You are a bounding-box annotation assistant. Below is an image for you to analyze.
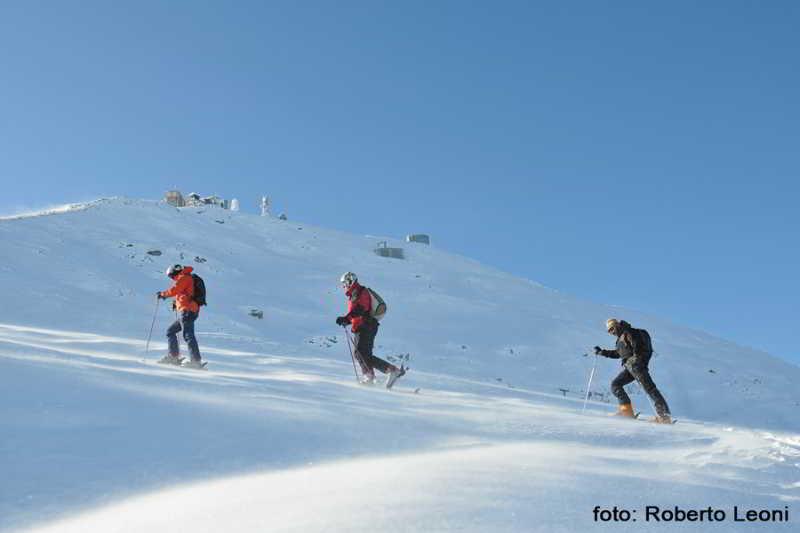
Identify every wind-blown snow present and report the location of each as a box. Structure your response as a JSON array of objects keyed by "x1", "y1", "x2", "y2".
[
  {"x1": 0, "y1": 198, "x2": 798, "y2": 532},
  {"x1": 0, "y1": 200, "x2": 102, "y2": 221}
]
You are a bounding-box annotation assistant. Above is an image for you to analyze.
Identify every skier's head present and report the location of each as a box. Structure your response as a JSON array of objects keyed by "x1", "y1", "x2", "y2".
[
  {"x1": 340, "y1": 271, "x2": 358, "y2": 290},
  {"x1": 166, "y1": 264, "x2": 183, "y2": 279},
  {"x1": 606, "y1": 318, "x2": 621, "y2": 336}
]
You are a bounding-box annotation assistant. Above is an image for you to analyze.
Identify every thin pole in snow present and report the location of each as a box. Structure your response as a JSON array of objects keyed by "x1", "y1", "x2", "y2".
[
  {"x1": 343, "y1": 325, "x2": 360, "y2": 382},
  {"x1": 582, "y1": 354, "x2": 599, "y2": 414},
  {"x1": 145, "y1": 298, "x2": 160, "y2": 359}
]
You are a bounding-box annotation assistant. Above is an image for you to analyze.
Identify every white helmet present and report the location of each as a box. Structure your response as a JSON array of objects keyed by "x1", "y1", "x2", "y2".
[
  {"x1": 340, "y1": 271, "x2": 358, "y2": 289},
  {"x1": 166, "y1": 264, "x2": 183, "y2": 278}
]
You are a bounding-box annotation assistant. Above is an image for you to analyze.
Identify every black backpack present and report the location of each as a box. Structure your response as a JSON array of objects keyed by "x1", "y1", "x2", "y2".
[
  {"x1": 633, "y1": 328, "x2": 653, "y2": 355},
  {"x1": 192, "y1": 274, "x2": 207, "y2": 306}
]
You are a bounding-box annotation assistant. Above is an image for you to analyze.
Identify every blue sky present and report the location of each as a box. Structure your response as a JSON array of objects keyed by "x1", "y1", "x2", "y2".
[{"x1": 1, "y1": 1, "x2": 797, "y2": 364}]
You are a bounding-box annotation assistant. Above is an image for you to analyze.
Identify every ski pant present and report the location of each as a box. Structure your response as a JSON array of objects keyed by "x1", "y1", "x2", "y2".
[
  {"x1": 353, "y1": 318, "x2": 393, "y2": 376},
  {"x1": 611, "y1": 356, "x2": 670, "y2": 417},
  {"x1": 166, "y1": 310, "x2": 201, "y2": 361}
]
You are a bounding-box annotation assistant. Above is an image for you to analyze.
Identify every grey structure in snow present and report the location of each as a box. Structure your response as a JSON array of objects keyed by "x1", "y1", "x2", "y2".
[
  {"x1": 374, "y1": 241, "x2": 405, "y2": 260},
  {"x1": 166, "y1": 191, "x2": 232, "y2": 209},
  {"x1": 406, "y1": 234, "x2": 431, "y2": 245}
]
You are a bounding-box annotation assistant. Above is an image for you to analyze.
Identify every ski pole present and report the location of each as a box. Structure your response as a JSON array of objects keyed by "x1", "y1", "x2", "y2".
[
  {"x1": 145, "y1": 297, "x2": 161, "y2": 358},
  {"x1": 582, "y1": 353, "x2": 599, "y2": 414},
  {"x1": 343, "y1": 325, "x2": 360, "y2": 381}
]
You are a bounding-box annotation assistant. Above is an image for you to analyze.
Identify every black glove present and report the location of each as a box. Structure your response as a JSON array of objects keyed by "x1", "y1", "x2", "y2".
[
  {"x1": 593, "y1": 346, "x2": 602, "y2": 355},
  {"x1": 157, "y1": 292, "x2": 165, "y2": 300},
  {"x1": 336, "y1": 316, "x2": 350, "y2": 326}
]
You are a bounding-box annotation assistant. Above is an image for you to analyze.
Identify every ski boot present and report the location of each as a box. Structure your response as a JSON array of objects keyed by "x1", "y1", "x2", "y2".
[
  {"x1": 611, "y1": 403, "x2": 636, "y2": 418},
  {"x1": 650, "y1": 414, "x2": 673, "y2": 424},
  {"x1": 158, "y1": 354, "x2": 184, "y2": 366},
  {"x1": 385, "y1": 365, "x2": 406, "y2": 389},
  {"x1": 182, "y1": 359, "x2": 207, "y2": 370}
]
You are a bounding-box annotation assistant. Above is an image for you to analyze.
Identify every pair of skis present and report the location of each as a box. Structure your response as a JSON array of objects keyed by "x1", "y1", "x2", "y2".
[
  {"x1": 357, "y1": 369, "x2": 411, "y2": 390},
  {"x1": 157, "y1": 355, "x2": 208, "y2": 370},
  {"x1": 615, "y1": 411, "x2": 677, "y2": 424}
]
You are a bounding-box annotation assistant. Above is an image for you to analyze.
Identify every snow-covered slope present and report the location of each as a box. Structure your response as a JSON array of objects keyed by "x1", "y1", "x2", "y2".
[{"x1": 1, "y1": 198, "x2": 798, "y2": 532}]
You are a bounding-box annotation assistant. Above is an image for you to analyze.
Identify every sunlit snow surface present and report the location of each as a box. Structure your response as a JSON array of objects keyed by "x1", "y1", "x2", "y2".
[{"x1": 1, "y1": 199, "x2": 798, "y2": 532}]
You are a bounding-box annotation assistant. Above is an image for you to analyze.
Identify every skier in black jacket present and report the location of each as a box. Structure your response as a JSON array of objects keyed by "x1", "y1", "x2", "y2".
[{"x1": 594, "y1": 318, "x2": 672, "y2": 423}]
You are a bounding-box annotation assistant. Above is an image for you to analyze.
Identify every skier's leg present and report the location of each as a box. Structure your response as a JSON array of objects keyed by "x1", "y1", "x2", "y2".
[
  {"x1": 357, "y1": 321, "x2": 396, "y2": 374},
  {"x1": 628, "y1": 362, "x2": 671, "y2": 417},
  {"x1": 181, "y1": 311, "x2": 201, "y2": 362},
  {"x1": 166, "y1": 319, "x2": 182, "y2": 356},
  {"x1": 352, "y1": 331, "x2": 373, "y2": 376},
  {"x1": 610, "y1": 368, "x2": 635, "y2": 405},
  {"x1": 367, "y1": 354, "x2": 394, "y2": 374}
]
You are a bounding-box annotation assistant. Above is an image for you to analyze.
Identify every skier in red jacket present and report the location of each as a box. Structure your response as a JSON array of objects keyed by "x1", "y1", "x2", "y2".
[
  {"x1": 336, "y1": 272, "x2": 405, "y2": 386},
  {"x1": 157, "y1": 264, "x2": 203, "y2": 368}
]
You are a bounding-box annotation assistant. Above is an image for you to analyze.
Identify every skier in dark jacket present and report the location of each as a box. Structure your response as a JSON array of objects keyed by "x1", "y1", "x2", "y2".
[
  {"x1": 594, "y1": 318, "x2": 672, "y2": 423},
  {"x1": 157, "y1": 264, "x2": 204, "y2": 368},
  {"x1": 336, "y1": 272, "x2": 404, "y2": 387}
]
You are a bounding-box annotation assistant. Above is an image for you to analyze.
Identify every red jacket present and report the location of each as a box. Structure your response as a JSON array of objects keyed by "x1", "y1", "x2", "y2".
[
  {"x1": 160, "y1": 266, "x2": 200, "y2": 313},
  {"x1": 345, "y1": 283, "x2": 372, "y2": 332}
]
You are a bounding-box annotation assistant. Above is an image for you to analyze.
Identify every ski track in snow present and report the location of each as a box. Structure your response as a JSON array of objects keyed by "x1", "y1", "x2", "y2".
[{"x1": 0, "y1": 199, "x2": 799, "y2": 532}]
